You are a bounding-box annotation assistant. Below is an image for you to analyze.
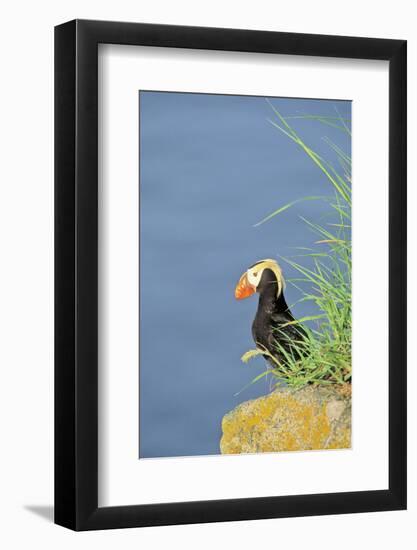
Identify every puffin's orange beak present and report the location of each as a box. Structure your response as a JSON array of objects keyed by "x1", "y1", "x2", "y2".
[{"x1": 235, "y1": 272, "x2": 256, "y2": 300}]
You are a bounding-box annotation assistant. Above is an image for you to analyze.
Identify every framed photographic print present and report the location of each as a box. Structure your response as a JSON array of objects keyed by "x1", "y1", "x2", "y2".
[{"x1": 55, "y1": 20, "x2": 407, "y2": 530}]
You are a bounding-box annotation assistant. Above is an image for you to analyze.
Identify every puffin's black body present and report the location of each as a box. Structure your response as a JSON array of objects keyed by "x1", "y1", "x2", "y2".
[{"x1": 251, "y1": 268, "x2": 305, "y2": 366}]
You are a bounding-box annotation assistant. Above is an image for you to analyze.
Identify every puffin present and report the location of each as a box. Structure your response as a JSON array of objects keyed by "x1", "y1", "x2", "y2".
[{"x1": 234, "y1": 259, "x2": 306, "y2": 367}]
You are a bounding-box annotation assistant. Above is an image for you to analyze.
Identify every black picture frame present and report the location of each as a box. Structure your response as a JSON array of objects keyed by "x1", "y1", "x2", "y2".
[{"x1": 55, "y1": 19, "x2": 407, "y2": 531}]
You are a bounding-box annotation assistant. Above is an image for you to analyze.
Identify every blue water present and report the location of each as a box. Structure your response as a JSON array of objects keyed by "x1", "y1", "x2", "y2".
[{"x1": 139, "y1": 92, "x2": 351, "y2": 458}]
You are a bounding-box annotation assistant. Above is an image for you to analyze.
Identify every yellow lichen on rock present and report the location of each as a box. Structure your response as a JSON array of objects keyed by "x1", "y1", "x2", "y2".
[{"x1": 220, "y1": 385, "x2": 351, "y2": 454}]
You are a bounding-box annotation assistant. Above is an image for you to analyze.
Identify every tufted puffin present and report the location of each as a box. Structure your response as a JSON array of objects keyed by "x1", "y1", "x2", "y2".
[{"x1": 235, "y1": 259, "x2": 306, "y2": 367}]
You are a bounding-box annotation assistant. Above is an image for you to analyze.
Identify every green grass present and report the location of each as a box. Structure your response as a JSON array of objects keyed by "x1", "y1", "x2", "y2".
[{"x1": 242, "y1": 103, "x2": 352, "y2": 390}]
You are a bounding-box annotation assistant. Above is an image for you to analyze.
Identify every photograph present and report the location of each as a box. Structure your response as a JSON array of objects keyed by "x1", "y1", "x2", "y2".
[{"x1": 139, "y1": 91, "x2": 352, "y2": 459}]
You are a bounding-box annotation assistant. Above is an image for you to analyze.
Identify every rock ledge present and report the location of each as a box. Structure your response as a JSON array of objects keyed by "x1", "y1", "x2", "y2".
[{"x1": 220, "y1": 385, "x2": 351, "y2": 454}]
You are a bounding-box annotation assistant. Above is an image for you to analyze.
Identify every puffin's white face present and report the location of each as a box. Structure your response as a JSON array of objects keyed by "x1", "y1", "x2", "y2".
[
  {"x1": 246, "y1": 265, "x2": 265, "y2": 288},
  {"x1": 235, "y1": 259, "x2": 284, "y2": 300}
]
